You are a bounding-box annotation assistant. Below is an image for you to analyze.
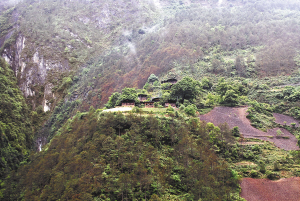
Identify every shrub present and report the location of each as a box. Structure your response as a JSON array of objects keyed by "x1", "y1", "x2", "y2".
[
  {"x1": 273, "y1": 161, "x2": 280, "y2": 171},
  {"x1": 183, "y1": 99, "x2": 191, "y2": 107},
  {"x1": 243, "y1": 151, "x2": 254, "y2": 160},
  {"x1": 184, "y1": 105, "x2": 196, "y2": 116},
  {"x1": 276, "y1": 129, "x2": 283, "y2": 138},
  {"x1": 132, "y1": 107, "x2": 141, "y2": 113},
  {"x1": 251, "y1": 145, "x2": 259, "y2": 152},
  {"x1": 148, "y1": 74, "x2": 159, "y2": 83},
  {"x1": 167, "y1": 105, "x2": 174, "y2": 112},
  {"x1": 266, "y1": 171, "x2": 280, "y2": 180},
  {"x1": 259, "y1": 161, "x2": 266, "y2": 173},
  {"x1": 168, "y1": 112, "x2": 175, "y2": 117},
  {"x1": 175, "y1": 111, "x2": 179, "y2": 118},
  {"x1": 232, "y1": 126, "x2": 240, "y2": 137},
  {"x1": 250, "y1": 170, "x2": 259, "y2": 178}
]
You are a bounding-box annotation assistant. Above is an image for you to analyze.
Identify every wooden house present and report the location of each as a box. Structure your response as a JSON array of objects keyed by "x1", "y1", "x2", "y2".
[
  {"x1": 138, "y1": 94, "x2": 148, "y2": 102},
  {"x1": 161, "y1": 78, "x2": 178, "y2": 84},
  {"x1": 143, "y1": 101, "x2": 154, "y2": 108},
  {"x1": 152, "y1": 97, "x2": 161, "y2": 102},
  {"x1": 165, "y1": 101, "x2": 177, "y2": 108},
  {"x1": 121, "y1": 99, "x2": 135, "y2": 107}
]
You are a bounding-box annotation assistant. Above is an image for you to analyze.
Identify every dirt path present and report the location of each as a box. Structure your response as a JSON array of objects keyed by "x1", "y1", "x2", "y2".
[
  {"x1": 199, "y1": 106, "x2": 299, "y2": 150},
  {"x1": 240, "y1": 177, "x2": 300, "y2": 201}
]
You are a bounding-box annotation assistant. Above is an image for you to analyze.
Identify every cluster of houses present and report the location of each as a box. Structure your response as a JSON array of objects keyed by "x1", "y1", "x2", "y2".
[{"x1": 121, "y1": 78, "x2": 178, "y2": 108}]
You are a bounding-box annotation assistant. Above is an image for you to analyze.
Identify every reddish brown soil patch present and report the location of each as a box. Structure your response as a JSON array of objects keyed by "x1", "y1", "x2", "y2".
[
  {"x1": 240, "y1": 177, "x2": 300, "y2": 201},
  {"x1": 273, "y1": 113, "x2": 299, "y2": 127},
  {"x1": 199, "y1": 107, "x2": 299, "y2": 150}
]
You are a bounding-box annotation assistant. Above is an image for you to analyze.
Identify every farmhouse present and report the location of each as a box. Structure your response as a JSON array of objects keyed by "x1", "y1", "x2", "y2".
[
  {"x1": 143, "y1": 101, "x2": 154, "y2": 108},
  {"x1": 165, "y1": 101, "x2": 176, "y2": 108},
  {"x1": 152, "y1": 97, "x2": 161, "y2": 102},
  {"x1": 138, "y1": 94, "x2": 148, "y2": 102},
  {"x1": 161, "y1": 78, "x2": 177, "y2": 84}
]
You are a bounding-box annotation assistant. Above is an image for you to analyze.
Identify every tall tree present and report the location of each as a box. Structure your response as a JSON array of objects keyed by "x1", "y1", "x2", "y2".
[
  {"x1": 147, "y1": 74, "x2": 159, "y2": 83},
  {"x1": 119, "y1": 88, "x2": 139, "y2": 103},
  {"x1": 171, "y1": 77, "x2": 201, "y2": 103},
  {"x1": 105, "y1": 92, "x2": 121, "y2": 108}
]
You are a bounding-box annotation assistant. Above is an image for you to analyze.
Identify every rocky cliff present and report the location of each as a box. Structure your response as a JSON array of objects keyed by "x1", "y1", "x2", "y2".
[
  {"x1": 0, "y1": 0, "x2": 173, "y2": 111},
  {"x1": 2, "y1": 34, "x2": 71, "y2": 111}
]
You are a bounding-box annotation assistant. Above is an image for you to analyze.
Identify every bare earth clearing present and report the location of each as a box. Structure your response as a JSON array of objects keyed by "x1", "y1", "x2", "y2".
[
  {"x1": 240, "y1": 177, "x2": 300, "y2": 201},
  {"x1": 199, "y1": 107, "x2": 299, "y2": 150},
  {"x1": 102, "y1": 107, "x2": 133, "y2": 112},
  {"x1": 274, "y1": 113, "x2": 299, "y2": 127}
]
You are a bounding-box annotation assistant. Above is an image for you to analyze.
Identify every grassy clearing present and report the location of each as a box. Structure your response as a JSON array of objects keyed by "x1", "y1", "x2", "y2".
[{"x1": 141, "y1": 108, "x2": 168, "y2": 113}]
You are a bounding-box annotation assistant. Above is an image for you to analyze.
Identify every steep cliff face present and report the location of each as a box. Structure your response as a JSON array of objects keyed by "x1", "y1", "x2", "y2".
[
  {"x1": 2, "y1": 34, "x2": 71, "y2": 111},
  {"x1": 0, "y1": 0, "x2": 173, "y2": 112}
]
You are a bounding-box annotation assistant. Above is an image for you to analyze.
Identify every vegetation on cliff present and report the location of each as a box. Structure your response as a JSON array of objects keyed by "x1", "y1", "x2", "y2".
[{"x1": 0, "y1": 58, "x2": 32, "y2": 180}]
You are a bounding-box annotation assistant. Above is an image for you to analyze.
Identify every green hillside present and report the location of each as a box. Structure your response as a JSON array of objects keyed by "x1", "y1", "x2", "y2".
[
  {"x1": 1, "y1": 110, "x2": 240, "y2": 200},
  {"x1": 1, "y1": 0, "x2": 300, "y2": 200},
  {"x1": 0, "y1": 58, "x2": 32, "y2": 180}
]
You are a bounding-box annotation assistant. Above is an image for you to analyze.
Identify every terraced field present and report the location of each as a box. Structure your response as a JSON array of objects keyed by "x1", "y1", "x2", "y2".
[{"x1": 199, "y1": 106, "x2": 299, "y2": 150}]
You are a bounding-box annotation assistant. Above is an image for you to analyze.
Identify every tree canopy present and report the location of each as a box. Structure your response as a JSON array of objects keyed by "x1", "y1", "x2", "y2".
[
  {"x1": 119, "y1": 88, "x2": 139, "y2": 103},
  {"x1": 215, "y1": 78, "x2": 248, "y2": 106},
  {"x1": 105, "y1": 92, "x2": 121, "y2": 109},
  {"x1": 171, "y1": 77, "x2": 201, "y2": 103},
  {"x1": 147, "y1": 74, "x2": 159, "y2": 83},
  {"x1": 1, "y1": 111, "x2": 239, "y2": 200},
  {"x1": 105, "y1": 88, "x2": 139, "y2": 108}
]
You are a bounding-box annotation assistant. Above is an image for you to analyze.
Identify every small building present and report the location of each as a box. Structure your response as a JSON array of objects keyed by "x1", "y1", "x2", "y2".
[
  {"x1": 138, "y1": 94, "x2": 148, "y2": 102},
  {"x1": 143, "y1": 101, "x2": 154, "y2": 108},
  {"x1": 152, "y1": 97, "x2": 161, "y2": 102},
  {"x1": 165, "y1": 101, "x2": 177, "y2": 108},
  {"x1": 121, "y1": 99, "x2": 135, "y2": 107},
  {"x1": 161, "y1": 78, "x2": 178, "y2": 84}
]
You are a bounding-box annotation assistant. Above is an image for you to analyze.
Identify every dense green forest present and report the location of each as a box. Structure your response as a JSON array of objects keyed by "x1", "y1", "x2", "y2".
[
  {"x1": 1, "y1": 0, "x2": 300, "y2": 200},
  {"x1": 0, "y1": 58, "x2": 32, "y2": 180},
  {"x1": 1, "y1": 110, "x2": 241, "y2": 200}
]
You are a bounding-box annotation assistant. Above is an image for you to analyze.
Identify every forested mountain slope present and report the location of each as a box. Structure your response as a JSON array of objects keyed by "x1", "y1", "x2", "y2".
[
  {"x1": 0, "y1": 58, "x2": 32, "y2": 181},
  {"x1": 1, "y1": 0, "x2": 300, "y2": 200},
  {"x1": 2, "y1": 111, "x2": 240, "y2": 200}
]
